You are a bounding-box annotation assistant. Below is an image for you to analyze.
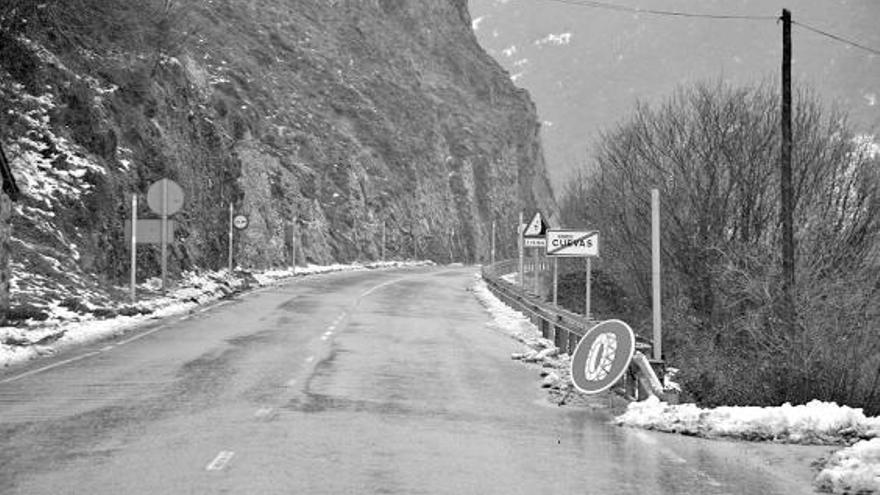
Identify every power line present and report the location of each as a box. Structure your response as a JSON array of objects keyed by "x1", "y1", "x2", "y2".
[
  {"x1": 540, "y1": 0, "x2": 880, "y2": 57},
  {"x1": 792, "y1": 20, "x2": 880, "y2": 57},
  {"x1": 540, "y1": 0, "x2": 776, "y2": 21}
]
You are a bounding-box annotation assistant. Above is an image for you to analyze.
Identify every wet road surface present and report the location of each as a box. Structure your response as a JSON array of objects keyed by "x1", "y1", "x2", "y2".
[{"x1": 0, "y1": 266, "x2": 828, "y2": 494}]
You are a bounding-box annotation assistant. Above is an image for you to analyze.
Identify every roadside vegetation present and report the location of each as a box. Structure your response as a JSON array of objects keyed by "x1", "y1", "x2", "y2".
[{"x1": 558, "y1": 81, "x2": 880, "y2": 415}]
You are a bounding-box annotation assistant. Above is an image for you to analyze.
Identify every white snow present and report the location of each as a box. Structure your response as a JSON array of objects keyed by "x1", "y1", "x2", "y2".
[
  {"x1": 616, "y1": 396, "x2": 878, "y2": 444},
  {"x1": 534, "y1": 32, "x2": 572, "y2": 46},
  {"x1": 816, "y1": 438, "x2": 880, "y2": 494},
  {"x1": 0, "y1": 261, "x2": 433, "y2": 370}
]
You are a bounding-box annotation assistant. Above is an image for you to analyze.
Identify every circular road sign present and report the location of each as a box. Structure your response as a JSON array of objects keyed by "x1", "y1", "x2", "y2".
[
  {"x1": 232, "y1": 214, "x2": 249, "y2": 230},
  {"x1": 570, "y1": 319, "x2": 636, "y2": 394},
  {"x1": 147, "y1": 178, "x2": 184, "y2": 216}
]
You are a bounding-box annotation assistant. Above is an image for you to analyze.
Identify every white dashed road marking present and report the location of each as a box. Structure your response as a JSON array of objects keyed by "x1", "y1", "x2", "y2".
[
  {"x1": 254, "y1": 407, "x2": 274, "y2": 419},
  {"x1": 206, "y1": 451, "x2": 235, "y2": 471}
]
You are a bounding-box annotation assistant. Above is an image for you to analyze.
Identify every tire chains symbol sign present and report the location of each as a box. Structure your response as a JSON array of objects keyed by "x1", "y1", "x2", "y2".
[
  {"x1": 584, "y1": 332, "x2": 618, "y2": 381},
  {"x1": 570, "y1": 319, "x2": 635, "y2": 394}
]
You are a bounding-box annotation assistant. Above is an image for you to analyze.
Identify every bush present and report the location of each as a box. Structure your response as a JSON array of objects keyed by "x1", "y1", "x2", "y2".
[{"x1": 560, "y1": 80, "x2": 880, "y2": 413}]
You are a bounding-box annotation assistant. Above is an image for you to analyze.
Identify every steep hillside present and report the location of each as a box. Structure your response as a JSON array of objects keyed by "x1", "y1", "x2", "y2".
[{"x1": 0, "y1": 0, "x2": 556, "y2": 311}]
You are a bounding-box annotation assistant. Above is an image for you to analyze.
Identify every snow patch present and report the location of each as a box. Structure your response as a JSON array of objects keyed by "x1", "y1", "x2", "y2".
[
  {"x1": 535, "y1": 32, "x2": 572, "y2": 46},
  {"x1": 815, "y1": 438, "x2": 880, "y2": 494},
  {"x1": 616, "y1": 396, "x2": 879, "y2": 445}
]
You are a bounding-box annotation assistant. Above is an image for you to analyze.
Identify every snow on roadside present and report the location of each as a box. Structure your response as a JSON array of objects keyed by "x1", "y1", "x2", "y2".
[
  {"x1": 470, "y1": 274, "x2": 573, "y2": 394},
  {"x1": 615, "y1": 391, "x2": 880, "y2": 494},
  {"x1": 615, "y1": 396, "x2": 878, "y2": 445},
  {"x1": 0, "y1": 260, "x2": 433, "y2": 370},
  {"x1": 815, "y1": 438, "x2": 880, "y2": 494}
]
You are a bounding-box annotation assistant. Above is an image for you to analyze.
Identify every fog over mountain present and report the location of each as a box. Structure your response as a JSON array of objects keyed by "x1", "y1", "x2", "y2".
[{"x1": 469, "y1": 0, "x2": 880, "y2": 189}]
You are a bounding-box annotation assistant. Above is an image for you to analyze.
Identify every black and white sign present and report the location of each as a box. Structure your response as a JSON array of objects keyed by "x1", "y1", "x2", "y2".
[
  {"x1": 233, "y1": 214, "x2": 249, "y2": 230},
  {"x1": 570, "y1": 320, "x2": 635, "y2": 394},
  {"x1": 546, "y1": 230, "x2": 599, "y2": 257}
]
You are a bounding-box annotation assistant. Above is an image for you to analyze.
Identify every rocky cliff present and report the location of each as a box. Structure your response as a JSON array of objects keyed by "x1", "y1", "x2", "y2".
[{"x1": 0, "y1": 0, "x2": 556, "y2": 308}]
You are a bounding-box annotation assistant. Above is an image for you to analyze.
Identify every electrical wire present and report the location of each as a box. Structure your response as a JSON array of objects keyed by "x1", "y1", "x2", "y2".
[
  {"x1": 792, "y1": 20, "x2": 880, "y2": 57},
  {"x1": 539, "y1": 0, "x2": 776, "y2": 21},
  {"x1": 538, "y1": 0, "x2": 880, "y2": 57}
]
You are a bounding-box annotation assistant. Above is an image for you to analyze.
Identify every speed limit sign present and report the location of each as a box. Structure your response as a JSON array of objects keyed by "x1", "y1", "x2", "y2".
[{"x1": 233, "y1": 214, "x2": 249, "y2": 230}]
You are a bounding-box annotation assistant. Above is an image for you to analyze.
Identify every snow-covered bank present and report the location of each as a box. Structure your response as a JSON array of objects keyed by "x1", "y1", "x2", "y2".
[
  {"x1": 471, "y1": 274, "x2": 579, "y2": 397},
  {"x1": 0, "y1": 260, "x2": 433, "y2": 370},
  {"x1": 815, "y1": 438, "x2": 880, "y2": 494},
  {"x1": 615, "y1": 396, "x2": 880, "y2": 444},
  {"x1": 614, "y1": 377, "x2": 880, "y2": 494},
  {"x1": 474, "y1": 272, "x2": 880, "y2": 494}
]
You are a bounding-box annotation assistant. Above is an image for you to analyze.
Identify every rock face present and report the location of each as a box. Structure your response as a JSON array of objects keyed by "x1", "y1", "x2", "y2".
[{"x1": 0, "y1": 0, "x2": 556, "y2": 303}]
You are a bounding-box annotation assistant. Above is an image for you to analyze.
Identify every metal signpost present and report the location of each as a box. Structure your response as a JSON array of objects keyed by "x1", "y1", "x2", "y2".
[
  {"x1": 146, "y1": 178, "x2": 184, "y2": 291},
  {"x1": 522, "y1": 212, "x2": 548, "y2": 295},
  {"x1": 570, "y1": 320, "x2": 636, "y2": 394},
  {"x1": 227, "y1": 204, "x2": 234, "y2": 273},
  {"x1": 517, "y1": 212, "x2": 524, "y2": 290},
  {"x1": 546, "y1": 230, "x2": 599, "y2": 319},
  {"x1": 130, "y1": 195, "x2": 137, "y2": 303},
  {"x1": 229, "y1": 210, "x2": 248, "y2": 272},
  {"x1": 290, "y1": 218, "x2": 297, "y2": 274}
]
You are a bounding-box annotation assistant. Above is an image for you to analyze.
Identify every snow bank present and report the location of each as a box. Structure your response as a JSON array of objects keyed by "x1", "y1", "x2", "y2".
[
  {"x1": 616, "y1": 396, "x2": 878, "y2": 445},
  {"x1": 0, "y1": 261, "x2": 433, "y2": 369},
  {"x1": 471, "y1": 275, "x2": 541, "y2": 342},
  {"x1": 815, "y1": 438, "x2": 880, "y2": 494},
  {"x1": 471, "y1": 275, "x2": 573, "y2": 393}
]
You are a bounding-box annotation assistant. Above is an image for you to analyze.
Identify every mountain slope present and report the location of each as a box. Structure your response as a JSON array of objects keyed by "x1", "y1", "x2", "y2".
[{"x1": 0, "y1": 0, "x2": 556, "y2": 313}]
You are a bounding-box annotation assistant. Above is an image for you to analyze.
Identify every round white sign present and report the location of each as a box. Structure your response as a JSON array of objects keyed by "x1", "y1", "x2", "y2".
[
  {"x1": 146, "y1": 178, "x2": 184, "y2": 216},
  {"x1": 233, "y1": 214, "x2": 249, "y2": 230}
]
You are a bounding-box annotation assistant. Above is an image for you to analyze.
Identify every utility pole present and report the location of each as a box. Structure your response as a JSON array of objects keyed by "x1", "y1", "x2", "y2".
[{"x1": 780, "y1": 8, "x2": 796, "y2": 333}]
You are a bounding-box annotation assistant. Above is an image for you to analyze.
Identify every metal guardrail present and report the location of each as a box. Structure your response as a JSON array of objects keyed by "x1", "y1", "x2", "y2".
[
  {"x1": 481, "y1": 259, "x2": 665, "y2": 401},
  {"x1": 481, "y1": 259, "x2": 653, "y2": 355}
]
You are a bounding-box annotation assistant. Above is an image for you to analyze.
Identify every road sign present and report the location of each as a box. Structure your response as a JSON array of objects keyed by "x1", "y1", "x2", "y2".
[
  {"x1": 524, "y1": 237, "x2": 546, "y2": 248},
  {"x1": 147, "y1": 178, "x2": 184, "y2": 216},
  {"x1": 233, "y1": 214, "x2": 249, "y2": 230},
  {"x1": 570, "y1": 320, "x2": 635, "y2": 394},
  {"x1": 124, "y1": 219, "x2": 176, "y2": 244},
  {"x1": 546, "y1": 230, "x2": 599, "y2": 257},
  {"x1": 523, "y1": 212, "x2": 548, "y2": 237}
]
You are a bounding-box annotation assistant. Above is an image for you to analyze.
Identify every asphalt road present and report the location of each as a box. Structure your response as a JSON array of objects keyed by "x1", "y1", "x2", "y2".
[{"x1": 0, "y1": 265, "x2": 829, "y2": 494}]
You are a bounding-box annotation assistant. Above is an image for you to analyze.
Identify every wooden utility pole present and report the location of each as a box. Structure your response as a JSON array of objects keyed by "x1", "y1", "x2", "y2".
[
  {"x1": 780, "y1": 9, "x2": 796, "y2": 333},
  {"x1": 651, "y1": 189, "x2": 662, "y2": 361}
]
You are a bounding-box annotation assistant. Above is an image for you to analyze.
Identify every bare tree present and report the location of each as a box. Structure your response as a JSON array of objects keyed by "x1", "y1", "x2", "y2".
[{"x1": 562, "y1": 80, "x2": 880, "y2": 412}]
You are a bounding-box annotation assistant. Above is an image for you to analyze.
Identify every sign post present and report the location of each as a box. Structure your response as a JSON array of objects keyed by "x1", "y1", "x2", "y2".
[
  {"x1": 227, "y1": 203, "x2": 234, "y2": 273},
  {"x1": 552, "y1": 257, "x2": 558, "y2": 305},
  {"x1": 523, "y1": 212, "x2": 548, "y2": 295},
  {"x1": 291, "y1": 218, "x2": 297, "y2": 275},
  {"x1": 130, "y1": 194, "x2": 137, "y2": 303},
  {"x1": 381, "y1": 220, "x2": 386, "y2": 262},
  {"x1": 147, "y1": 178, "x2": 184, "y2": 292},
  {"x1": 586, "y1": 258, "x2": 592, "y2": 320},
  {"x1": 230, "y1": 211, "x2": 248, "y2": 272},
  {"x1": 161, "y1": 180, "x2": 167, "y2": 291},
  {"x1": 518, "y1": 212, "x2": 524, "y2": 289},
  {"x1": 545, "y1": 230, "x2": 599, "y2": 319}
]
